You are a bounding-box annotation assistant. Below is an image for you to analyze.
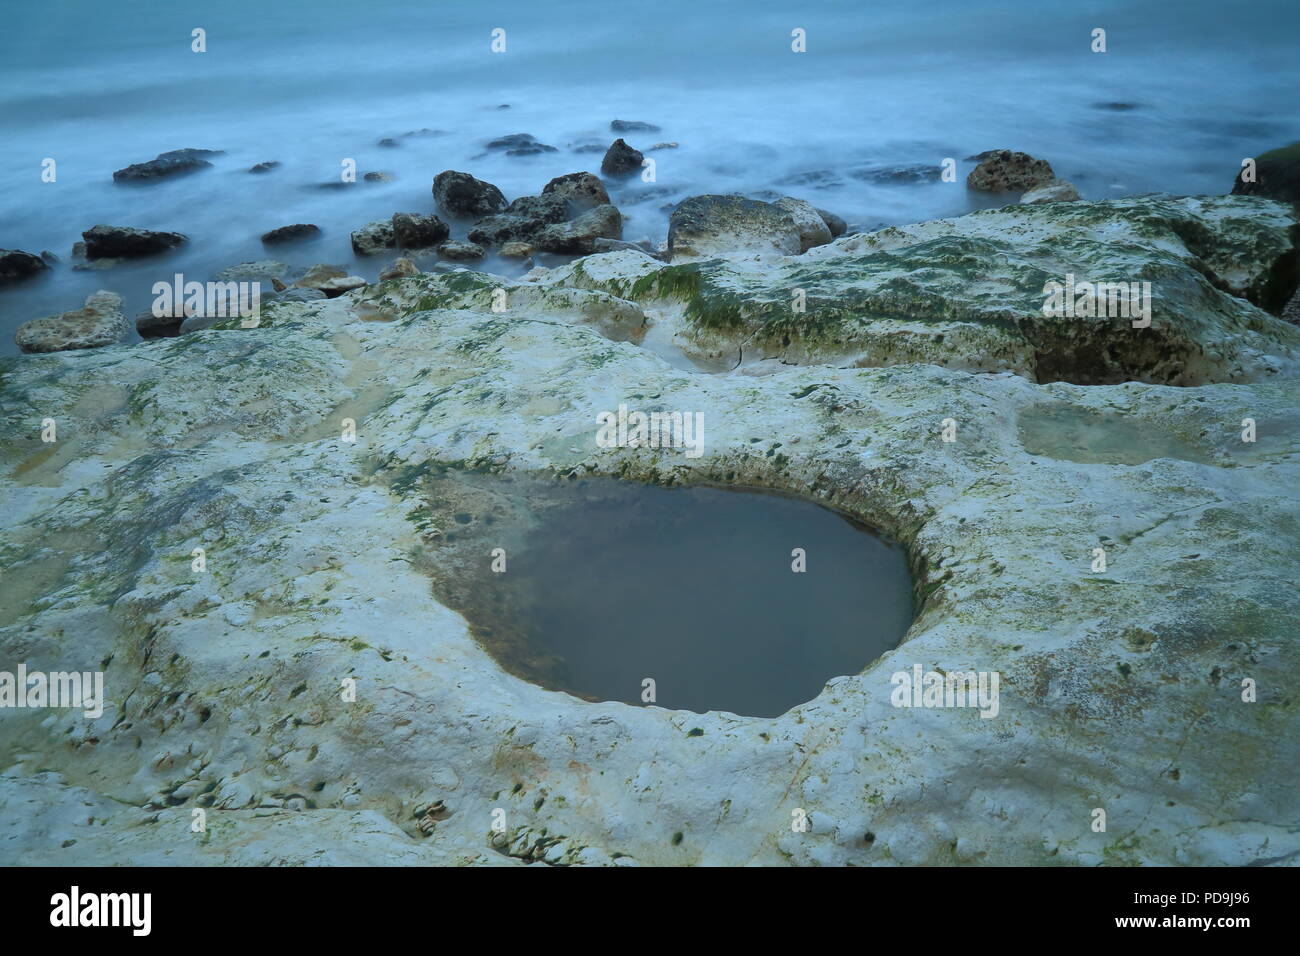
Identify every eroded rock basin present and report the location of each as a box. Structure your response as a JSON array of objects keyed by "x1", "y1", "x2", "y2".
[{"x1": 417, "y1": 473, "x2": 913, "y2": 718}]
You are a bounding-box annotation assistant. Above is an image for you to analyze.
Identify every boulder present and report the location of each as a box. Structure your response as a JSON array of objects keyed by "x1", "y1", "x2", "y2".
[
  {"x1": 816, "y1": 208, "x2": 848, "y2": 237},
  {"x1": 213, "y1": 260, "x2": 287, "y2": 282},
  {"x1": 601, "y1": 139, "x2": 643, "y2": 177},
  {"x1": 363, "y1": 171, "x2": 395, "y2": 183},
  {"x1": 294, "y1": 264, "x2": 349, "y2": 290},
  {"x1": 541, "y1": 172, "x2": 610, "y2": 211},
  {"x1": 82, "y1": 225, "x2": 187, "y2": 260},
  {"x1": 316, "y1": 276, "x2": 368, "y2": 297},
  {"x1": 1020, "y1": 179, "x2": 1081, "y2": 204},
  {"x1": 433, "y1": 171, "x2": 508, "y2": 218},
  {"x1": 611, "y1": 120, "x2": 660, "y2": 133},
  {"x1": 391, "y1": 213, "x2": 450, "y2": 249},
  {"x1": 1232, "y1": 142, "x2": 1300, "y2": 205},
  {"x1": 438, "y1": 240, "x2": 485, "y2": 260},
  {"x1": 486, "y1": 133, "x2": 557, "y2": 155},
  {"x1": 351, "y1": 221, "x2": 396, "y2": 256},
  {"x1": 500, "y1": 242, "x2": 535, "y2": 258},
  {"x1": 0, "y1": 249, "x2": 49, "y2": 286},
  {"x1": 379, "y1": 258, "x2": 419, "y2": 281},
  {"x1": 14, "y1": 291, "x2": 130, "y2": 353},
  {"x1": 261, "y1": 224, "x2": 321, "y2": 245},
  {"x1": 666, "y1": 195, "x2": 802, "y2": 260},
  {"x1": 468, "y1": 197, "x2": 569, "y2": 247},
  {"x1": 534, "y1": 204, "x2": 623, "y2": 254},
  {"x1": 112, "y1": 148, "x2": 222, "y2": 183},
  {"x1": 967, "y1": 149, "x2": 1056, "y2": 192},
  {"x1": 772, "y1": 197, "x2": 834, "y2": 252},
  {"x1": 248, "y1": 161, "x2": 279, "y2": 173},
  {"x1": 848, "y1": 163, "x2": 943, "y2": 185}
]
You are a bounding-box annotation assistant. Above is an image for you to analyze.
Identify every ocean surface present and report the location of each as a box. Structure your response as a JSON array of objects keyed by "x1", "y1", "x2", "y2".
[{"x1": 1, "y1": 0, "x2": 1297, "y2": 353}]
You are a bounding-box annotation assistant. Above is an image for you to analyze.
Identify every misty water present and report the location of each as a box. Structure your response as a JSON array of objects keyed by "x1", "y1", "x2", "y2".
[
  {"x1": 428, "y1": 476, "x2": 913, "y2": 718},
  {"x1": 3, "y1": 0, "x2": 1298, "y2": 353}
]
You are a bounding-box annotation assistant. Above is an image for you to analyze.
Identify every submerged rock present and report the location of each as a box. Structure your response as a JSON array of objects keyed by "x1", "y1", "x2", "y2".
[
  {"x1": 212, "y1": 260, "x2": 288, "y2": 283},
  {"x1": 667, "y1": 194, "x2": 802, "y2": 260},
  {"x1": 391, "y1": 212, "x2": 450, "y2": 249},
  {"x1": 433, "y1": 170, "x2": 508, "y2": 218},
  {"x1": 14, "y1": 290, "x2": 129, "y2": 353},
  {"x1": 351, "y1": 220, "x2": 396, "y2": 256},
  {"x1": 534, "y1": 204, "x2": 623, "y2": 254},
  {"x1": 601, "y1": 138, "x2": 644, "y2": 177},
  {"x1": 1020, "y1": 179, "x2": 1081, "y2": 204},
  {"x1": 0, "y1": 249, "x2": 49, "y2": 286},
  {"x1": 438, "y1": 240, "x2": 485, "y2": 260},
  {"x1": 248, "y1": 161, "x2": 280, "y2": 173},
  {"x1": 542, "y1": 171, "x2": 611, "y2": 211},
  {"x1": 112, "y1": 148, "x2": 222, "y2": 182},
  {"x1": 81, "y1": 224, "x2": 187, "y2": 259},
  {"x1": 611, "y1": 119, "x2": 660, "y2": 133},
  {"x1": 261, "y1": 223, "x2": 321, "y2": 245},
  {"x1": 967, "y1": 149, "x2": 1056, "y2": 192}
]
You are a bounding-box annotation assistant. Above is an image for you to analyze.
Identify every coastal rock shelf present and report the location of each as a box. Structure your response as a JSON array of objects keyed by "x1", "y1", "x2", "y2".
[{"x1": 1, "y1": 194, "x2": 1297, "y2": 866}]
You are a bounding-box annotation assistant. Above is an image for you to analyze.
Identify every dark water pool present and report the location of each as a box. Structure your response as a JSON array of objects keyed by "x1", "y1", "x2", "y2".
[{"x1": 424, "y1": 475, "x2": 913, "y2": 718}]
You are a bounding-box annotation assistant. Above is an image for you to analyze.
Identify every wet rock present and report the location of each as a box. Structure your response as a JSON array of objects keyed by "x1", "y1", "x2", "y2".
[
  {"x1": 82, "y1": 225, "x2": 187, "y2": 260},
  {"x1": 351, "y1": 221, "x2": 396, "y2": 256},
  {"x1": 135, "y1": 309, "x2": 181, "y2": 338},
  {"x1": 1232, "y1": 142, "x2": 1300, "y2": 205},
  {"x1": 379, "y1": 258, "x2": 419, "y2": 280},
  {"x1": 0, "y1": 249, "x2": 49, "y2": 286},
  {"x1": 261, "y1": 224, "x2": 321, "y2": 245},
  {"x1": 500, "y1": 241, "x2": 534, "y2": 258},
  {"x1": 377, "y1": 138, "x2": 399, "y2": 148},
  {"x1": 213, "y1": 260, "x2": 287, "y2": 282},
  {"x1": 363, "y1": 171, "x2": 395, "y2": 183},
  {"x1": 1020, "y1": 179, "x2": 1081, "y2": 204},
  {"x1": 248, "y1": 161, "x2": 279, "y2": 173},
  {"x1": 112, "y1": 148, "x2": 222, "y2": 183},
  {"x1": 534, "y1": 204, "x2": 623, "y2": 254},
  {"x1": 432, "y1": 170, "x2": 508, "y2": 218},
  {"x1": 40, "y1": 251, "x2": 59, "y2": 264},
  {"x1": 649, "y1": 142, "x2": 678, "y2": 151},
  {"x1": 773, "y1": 197, "x2": 833, "y2": 252},
  {"x1": 601, "y1": 139, "x2": 644, "y2": 177},
  {"x1": 438, "y1": 240, "x2": 485, "y2": 260},
  {"x1": 294, "y1": 264, "x2": 349, "y2": 290},
  {"x1": 390, "y1": 213, "x2": 449, "y2": 250},
  {"x1": 667, "y1": 194, "x2": 802, "y2": 261},
  {"x1": 1093, "y1": 101, "x2": 1142, "y2": 110},
  {"x1": 506, "y1": 195, "x2": 569, "y2": 223},
  {"x1": 611, "y1": 120, "x2": 660, "y2": 133},
  {"x1": 592, "y1": 237, "x2": 658, "y2": 256},
  {"x1": 14, "y1": 291, "x2": 130, "y2": 353},
  {"x1": 269, "y1": 286, "x2": 327, "y2": 304},
  {"x1": 541, "y1": 171, "x2": 610, "y2": 211},
  {"x1": 967, "y1": 149, "x2": 1056, "y2": 192},
  {"x1": 848, "y1": 163, "x2": 942, "y2": 185},
  {"x1": 816, "y1": 208, "x2": 848, "y2": 237},
  {"x1": 316, "y1": 276, "x2": 368, "y2": 297},
  {"x1": 486, "y1": 134, "x2": 557, "y2": 156},
  {"x1": 468, "y1": 197, "x2": 568, "y2": 247}
]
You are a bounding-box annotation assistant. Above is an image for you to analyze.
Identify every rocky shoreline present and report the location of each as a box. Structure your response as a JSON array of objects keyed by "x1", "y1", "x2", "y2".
[{"x1": 1, "y1": 137, "x2": 1299, "y2": 865}]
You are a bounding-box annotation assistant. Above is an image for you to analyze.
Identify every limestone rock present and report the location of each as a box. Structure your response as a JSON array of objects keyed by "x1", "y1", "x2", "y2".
[
  {"x1": 432, "y1": 170, "x2": 508, "y2": 218},
  {"x1": 351, "y1": 220, "x2": 396, "y2": 256},
  {"x1": 112, "y1": 148, "x2": 221, "y2": 182},
  {"x1": 391, "y1": 213, "x2": 450, "y2": 250},
  {"x1": 773, "y1": 197, "x2": 834, "y2": 252},
  {"x1": 438, "y1": 240, "x2": 485, "y2": 260},
  {"x1": 0, "y1": 249, "x2": 49, "y2": 286},
  {"x1": 1020, "y1": 179, "x2": 1080, "y2": 204},
  {"x1": 14, "y1": 291, "x2": 130, "y2": 353},
  {"x1": 967, "y1": 149, "x2": 1056, "y2": 192},
  {"x1": 667, "y1": 194, "x2": 802, "y2": 261},
  {"x1": 379, "y1": 257, "x2": 419, "y2": 280},
  {"x1": 542, "y1": 172, "x2": 611, "y2": 211},
  {"x1": 534, "y1": 204, "x2": 622, "y2": 255},
  {"x1": 601, "y1": 139, "x2": 643, "y2": 177}
]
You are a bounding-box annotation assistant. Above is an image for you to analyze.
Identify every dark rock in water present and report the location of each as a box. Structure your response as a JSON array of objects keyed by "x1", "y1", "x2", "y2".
[
  {"x1": 571, "y1": 143, "x2": 607, "y2": 154},
  {"x1": 611, "y1": 120, "x2": 661, "y2": 133},
  {"x1": 486, "y1": 133, "x2": 556, "y2": 155},
  {"x1": 82, "y1": 225, "x2": 187, "y2": 259},
  {"x1": 0, "y1": 249, "x2": 49, "y2": 286},
  {"x1": 534, "y1": 204, "x2": 622, "y2": 254},
  {"x1": 1093, "y1": 101, "x2": 1141, "y2": 111},
  {"x1": 377, "y1": 138, "x2": 399, "y2": 148},
  {"x1": 433, "y1": 170, "x2": 508, "y2": 218},
  {"x1": 468, "y1": 214, "x2": 544, "y2": 246},
  {"x1": 40, "y1": 250, "x2": 59, "y2": 264},
  {"x1": 248, "y1": 161, "x2": 280, "y2": 173},
  {"x1": 848, "y1": 163, "x2": 943, "y2": 185},
  {"x1": 112, "y1": 148, "x2": 222, "y2": 183},
  {"x1": 135, "y1": 309, "x2": 182, "y2": 338},
  {"x1": 506, "y1": 194, "x2": 570, "y2": 223},
  {"x1": 261, "y1": 224, "x2": 321, "y2": 245},
  {"x1": 496, "y1": 104, "x2": 511, "y2": 110},
  {"x1": 391, "y1": 212, "x2": 450, "y2": 249},
  {"x1": 776, "y1": 169, "x2": 844, "y2": 189},
  {"x1": 967, "y1": 150, "x2": 1055, "y2": 192},
  {"x1": 438, "y1": 240, "x2": 486, "y2": 260},
  {"x1": 363, "y1": 171, "x2": 394, "y2": 183},
  {"x1": 213, "y1": 260, "x2": 287, "y2": 283},
  {"x1": 602, "y1": 139, "x2": 644, "y2": 177},
  {"x1": 542, "y1": 171, "x2": 610, "y2": 210},
  {"x1": 816, "y1": 208, "x2": 848, "y2": 237},
  {"x1": 1232, "y1": 142, "x2": 1300, "y2": 205},
  {"x1": 351, "y1": 220, "x2": 397, "y2": 256}
]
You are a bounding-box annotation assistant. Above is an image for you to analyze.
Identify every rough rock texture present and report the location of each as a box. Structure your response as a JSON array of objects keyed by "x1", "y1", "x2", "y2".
[
  {"x1": 967, "y1": 150, "x2": 1056, "y2": 193},
  {"x1": 816, "y1": 208, "x2": 848, "y2": 238},
  {"x1": 261, "y1": 224, "x2": 321, "y2": 245},
  {"x1": 379, "y1": 257, "x2": 419, "y2": 281},
  {"x1": 534, "y1": 204, "x2": 623, "y2": 255},
  {"x1": 601, "y1": 139, "x2": 644, "y2": 177},
  {"x1": 391, "y1": 213, "x2": 450, "y2": 250},
  {"x1": 2, "y1": 194, "x2": 1297, "y2": 868},
  {"x1": 82, "y1": 225, "x2": 187, "y2": 260},
  {"x1": 112, "y1": 148, "x2": 222, "y2": 183},
  {"x1": 0, "y1": 249, "x2": 49, "y2": 286},
  {"x1": 433, "y1": 171, "x2": 508, "y2": 219},
  {"x1": 13, "y1": 291, "x2": 130, "y2": 353},
  {"x1": 773, "y1": 197, "x2": 834, "y2": 252},
  {"x1": 667, "y1": 195, "x2": 803, "y2": 261},
  {"x1": 543, "y1": 172, "x2": 611, "y2": 211},
  {"x1": 468, "y1": 197, "x2": 568, "y2": 247},
  {"x1": 438, "y1": 240, "x2": 485, "y2": 260},
  {"x1": 610, "y1": 195, "x2": 1300, "y2": 382},
  {"x1": 1020, "y1": 180, "x2": 1080, "y2": 204},
  {"x1": 1232, "y1": 142, "x2": 1300, "y2": 205},
  {"x1": 351, "y1": 221, "x2": 396, "y2": 256}
]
